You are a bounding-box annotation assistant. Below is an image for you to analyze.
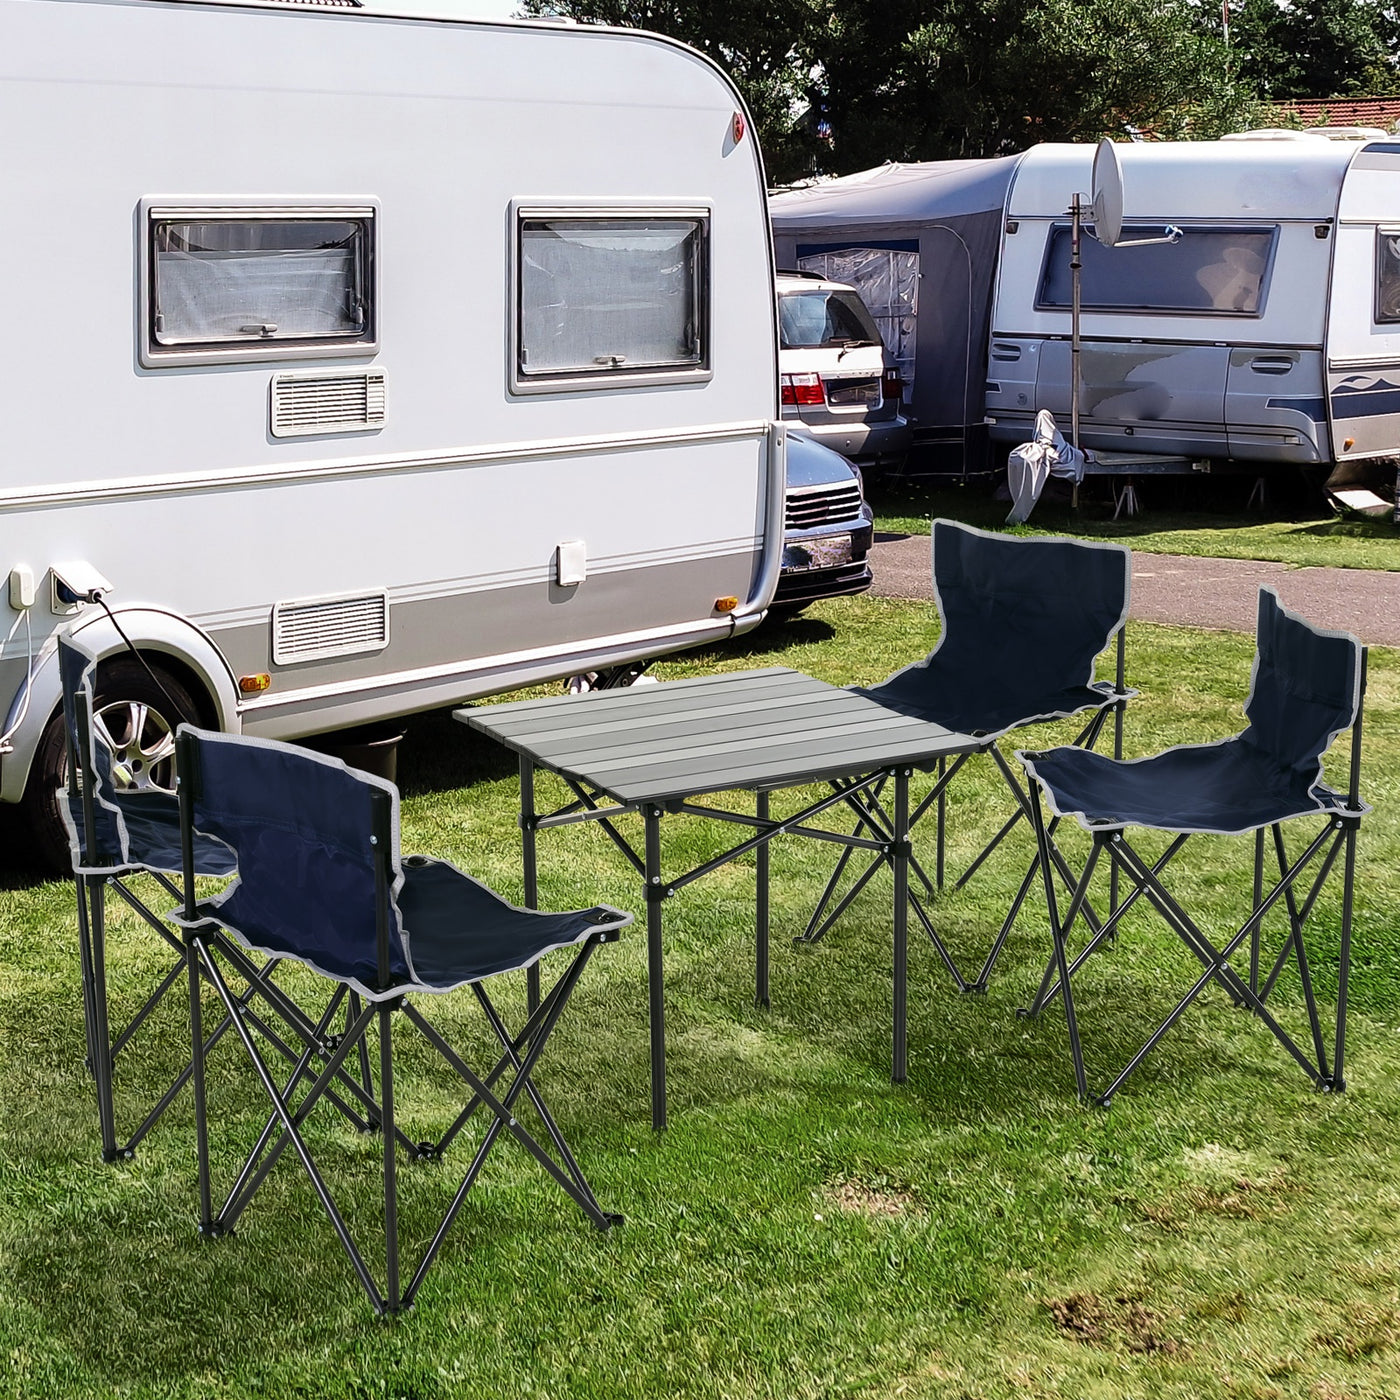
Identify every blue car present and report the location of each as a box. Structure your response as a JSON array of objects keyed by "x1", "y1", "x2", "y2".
[{"x1": 771, "y1": 432, "x2": 875, "y2": 615}]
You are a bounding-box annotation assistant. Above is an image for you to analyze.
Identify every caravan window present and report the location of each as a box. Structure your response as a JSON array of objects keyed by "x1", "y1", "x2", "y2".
[
  {"x1": 1037, "y1": 225, "x2": 1277, "y2": 316},
  {"x1": 145, "y1": 207, "x2": 375, "y2": 362},
  {"x1": 1376, "y1": 229, "x2": 1400, "y2": 323},
  {"x1": 515, "y1": 212, "x2": 709, "y2": 389}
]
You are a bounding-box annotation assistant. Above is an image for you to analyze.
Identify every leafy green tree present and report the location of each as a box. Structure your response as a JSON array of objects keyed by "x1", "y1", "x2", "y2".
[
  {"x1": 820, "y1": 0, "x2": 1262, "y2": 168},
  {"x1": 1222, "y1": 0, "x2": 1400, "y2": 99},
  {"x1": 523, "y1": 0, "x2": 1265, "y2": 176}
]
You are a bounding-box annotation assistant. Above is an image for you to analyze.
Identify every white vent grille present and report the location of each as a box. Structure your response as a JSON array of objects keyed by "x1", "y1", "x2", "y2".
[
  {"x1": 270, "y1": 370, "x2": 386, "y2": 438},
  {"x1": 273, "y1": 591, "x2": 390, "y2": 665}
]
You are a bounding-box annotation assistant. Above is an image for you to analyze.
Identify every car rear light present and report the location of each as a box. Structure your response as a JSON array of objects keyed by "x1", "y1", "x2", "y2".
[
  {"x1": 882, "y1": 367, "x2": 903, "y2": 403},
  {"x1": 780, "y1": 372, "x2": 825, "y2": 406}
]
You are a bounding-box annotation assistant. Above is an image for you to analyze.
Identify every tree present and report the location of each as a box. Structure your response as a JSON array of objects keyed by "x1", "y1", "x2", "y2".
[
  {"x1": 819, "y1": 0, "x2": 1263, "y2": 169},
  {"x1": 1222, "y1": 0, "x2": 1400, "y2": 99},
  {"x1": 523, "y1": 0, "x2": 1266, "y2": 177}
]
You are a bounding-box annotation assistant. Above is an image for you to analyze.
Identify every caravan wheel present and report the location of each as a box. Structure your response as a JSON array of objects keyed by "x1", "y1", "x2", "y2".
[{"x1": 21, "y1": 658, "x2": 199, "y2": 876}]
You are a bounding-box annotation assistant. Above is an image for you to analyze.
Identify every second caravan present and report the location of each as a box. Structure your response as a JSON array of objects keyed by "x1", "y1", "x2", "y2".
[
  {"x1": 772, "y1": 136, "x2": 1400, "y2": 488},
  {"x1": 986, "y1": 137, "x2": 1400, "y2": 478}
]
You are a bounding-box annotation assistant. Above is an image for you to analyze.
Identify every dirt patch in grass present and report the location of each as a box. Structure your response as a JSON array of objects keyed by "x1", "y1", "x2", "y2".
[
  {"x1": 1313, "y1": 1303, "x2": 1400, "y2": 1361},
  {"x1": 824, "y1": 1175, "x2": 920, "y2": 1220},
  {"x1": 1140, "y1": 1169, "x2": 1297, "y2": 1229},
  {"x1": 1046, "y1": 1291, "x2": 1182, "y2": 1355}
]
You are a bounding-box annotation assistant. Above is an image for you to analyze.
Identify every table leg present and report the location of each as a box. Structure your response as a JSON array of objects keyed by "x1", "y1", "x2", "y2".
[
  {"x1": 756, "y1": 789, "x2": 770, "y2": 1009},
  {"x1": 893, "y1": 767, "x2": 910, "y2": 1084},
  {"x1": 645, "y1": 805, "x2": 667, "y2": 1131},
  {"x1": 520, "y1": 755, "x2": 540, "y2": 1015}
]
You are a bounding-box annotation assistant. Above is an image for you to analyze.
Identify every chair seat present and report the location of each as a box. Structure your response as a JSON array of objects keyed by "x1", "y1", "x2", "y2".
[
  {"x1": 398, "y1": 857, "x2": 622, "y2": 990},
  {"x1": 1020, "y1": 736, "x2": 1351, "y2": 836},
  {"x1": 857, "y1": 675, "x2": 1118, "y2": 739}
]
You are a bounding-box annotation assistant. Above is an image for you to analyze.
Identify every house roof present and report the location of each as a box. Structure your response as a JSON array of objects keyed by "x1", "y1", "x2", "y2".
[{"x1": 1274, "y1": 96, "x2": 1400, "y2": 132}]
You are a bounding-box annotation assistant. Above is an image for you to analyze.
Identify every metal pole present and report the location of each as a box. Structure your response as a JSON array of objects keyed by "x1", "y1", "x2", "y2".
[
  {"x1": 755, "y1": 789, "x2": 770, "y2": 1009},
  {"x1": 644, "y1": 805, "x2": 667, "y2": 1131},
  {"x1": 1070, "y1": 192, "x2": 1083, "y2": 454},
  {"x1": 892, "y1": 768, "x2": 911, "y2": 1084},
  {"x1": 521, "y1": 755, "x2": 540, "y2": 1015}
]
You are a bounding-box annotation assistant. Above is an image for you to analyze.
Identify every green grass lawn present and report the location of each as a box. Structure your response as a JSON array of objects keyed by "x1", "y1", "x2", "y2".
[
  {"x1": 870, "y1": 477, "x2": 1400, "y2": 571},
  {"x1": 3, "y1": 596, "x2": 1400, "y2": 1399}
]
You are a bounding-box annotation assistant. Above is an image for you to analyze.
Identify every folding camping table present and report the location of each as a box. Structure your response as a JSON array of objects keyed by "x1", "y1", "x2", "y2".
[{"x1": 457, "y1": 667, "x2": 980, "y2": 1129}]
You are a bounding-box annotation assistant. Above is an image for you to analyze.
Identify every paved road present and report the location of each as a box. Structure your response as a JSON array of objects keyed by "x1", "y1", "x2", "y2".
[{"x1": 869, "y1": 532, "x2": 1400, "y2": 647}]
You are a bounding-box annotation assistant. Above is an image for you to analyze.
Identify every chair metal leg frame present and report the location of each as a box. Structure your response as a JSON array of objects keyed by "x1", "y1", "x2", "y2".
[
  {"x1": 947, "y1": 703, "x2": 1115, "y2": 895},
  {"x1": 1024, "y1": 834, "x2": 1189, "y2": 1018},
  {"x1": 80, "y1": 868, "x2": 379, "y2": 1160},
  {"x1": 206, "y1": 979, "x2": 420, "y2": 1236},
  {"x1": 795, "y1": 770, "x2": 943, "y2": 946},
  {"x1": 797, "y1": 746, "x2": 1109, "y2": 995},
  {"x1": 1025, "y1": 785, "x2": 1356, "y2": 1105},
  {"x1": 197, "y1": 929, "x2": 619, "y2": 1315}
]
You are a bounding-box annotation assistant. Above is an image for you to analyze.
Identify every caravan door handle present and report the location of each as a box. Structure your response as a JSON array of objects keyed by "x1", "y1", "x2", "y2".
[
  {"x1": 990, "y1": 342, "x2": 1022, "y2": 361},
  {"x1": 1249, "y1": 356, "x2": 1296, "y2": 374}
]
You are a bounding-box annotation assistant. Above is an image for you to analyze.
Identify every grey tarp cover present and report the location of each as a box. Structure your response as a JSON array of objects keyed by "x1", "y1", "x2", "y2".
[
  {"x1": 1006, "y1": 410, "x2": 1087, "y2": 524},
  {"x1": 178, "y1": 727, "x2": 628, "y2": 1002},
  {"x1": 1019, "y1": 589, "x2": 1364, "y2": 834},
  {"x1": 770, "y1": 156, "x2": 1020, "y2": 440}
]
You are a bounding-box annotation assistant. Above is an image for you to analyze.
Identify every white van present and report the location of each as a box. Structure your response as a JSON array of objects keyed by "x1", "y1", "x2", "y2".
[{"x1": 0, "y1": 0, "x2": 784, "y2": 867}]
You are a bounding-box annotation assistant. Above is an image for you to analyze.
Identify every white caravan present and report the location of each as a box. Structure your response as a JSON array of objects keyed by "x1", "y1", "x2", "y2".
[
  {"x1": 985, "y1": 137, "x2": 1400, "y2": 481},
  {"x1": 0, "y1": 0, "x2": 784, "y2": 865}
]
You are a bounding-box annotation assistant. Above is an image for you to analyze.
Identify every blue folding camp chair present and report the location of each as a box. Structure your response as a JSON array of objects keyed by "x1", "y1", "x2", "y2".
[
  {"x1": 173, "y1": 727, "x2": 631, "y2": 1315},
  {"x1": 60, "y1": 631, "x2": 381, "y2": 1162},
  {"x1": 1017, "y1": 588, "x2": 1366, "y2": 1105},
  {"x1": 58, "y1": 631, "x2": 239, "y2": 1160},
  {"x1": 798, "y1": 519, "x2": 1133, "y2": 992}
]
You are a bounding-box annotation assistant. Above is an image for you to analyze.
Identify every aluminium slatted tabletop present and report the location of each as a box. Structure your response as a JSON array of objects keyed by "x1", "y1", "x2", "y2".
[{"x1": 458, "y1": 667, "x2": 980, "y2": 1128}]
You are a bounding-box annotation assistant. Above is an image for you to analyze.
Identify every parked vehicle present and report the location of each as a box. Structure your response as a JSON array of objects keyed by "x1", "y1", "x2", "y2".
[
  {"x1": 777, "y1": 272, "x2": 911, "y2": 471},
  {"x1": 0, "y1": 0, "x2": 784, "y2": 869},
  {"x1": 773, "y1": 134, "x2": 1400, "y2": 499},
  {"x1": 771, "y1": 434, "x2": 874, "y2": 615},
  {"x1": 986, "y1": 136, "x2": 1400, "y2": 486}
]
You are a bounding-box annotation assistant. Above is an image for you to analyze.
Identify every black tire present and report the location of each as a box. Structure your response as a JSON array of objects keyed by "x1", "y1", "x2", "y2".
[{"x1": 20, "y1": 657, "x2": 200, "y2": 876}]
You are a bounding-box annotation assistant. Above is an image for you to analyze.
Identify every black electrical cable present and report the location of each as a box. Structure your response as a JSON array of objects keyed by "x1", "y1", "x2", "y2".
[{"x1": 93, "y1": 593, "x2": 200, "y2": 729}]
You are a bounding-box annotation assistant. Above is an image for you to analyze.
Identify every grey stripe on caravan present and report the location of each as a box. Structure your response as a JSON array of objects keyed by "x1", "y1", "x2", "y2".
[
  {"x1": 235, "y1": 614, "x2": 733, "y2": 713},
  {"x1": 0, "y1": 420, "x2": 774, "y2": 512},
  {"x1": 187, "y1": 538, "x2": 761, "y2": 633}
]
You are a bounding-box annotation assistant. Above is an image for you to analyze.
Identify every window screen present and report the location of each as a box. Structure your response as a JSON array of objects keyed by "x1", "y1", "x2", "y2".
[
  {"x1": 1377, "y1": 229, "x2": 1400, "y2": 324},
  {"x1": 796, "y1": 247, "x2": 919, "y2": 388},
  {"x1": 150, "y1": 212, "x2": 374, "y2": 351},
  {"x1": 778, "y1": 289, "x2": 882, "y2": 349},
  {"x1": 518, "y1": 216, "x2": 707, "y2": 379},
  {"x1": 1038, "y1": 225, "x2": 1276, "y2": 316}
]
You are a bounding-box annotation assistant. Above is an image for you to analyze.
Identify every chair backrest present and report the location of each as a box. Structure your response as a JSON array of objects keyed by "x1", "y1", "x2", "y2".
[
  {"x1": 1241, "y1": 588, "x2": 1362, "y2": 782},
  {"x1": 177, "y1": 727, "x2": 409, "y2": 992},
  {"x1": 57, "y1": 631, "x2": 235, "y2": 878},
  {"x1": 864, "y1": 519, "x2": 1130, "y2": 731},
  {"x1": 58, "y1": 631, "x2": 134, "y2": 873}
]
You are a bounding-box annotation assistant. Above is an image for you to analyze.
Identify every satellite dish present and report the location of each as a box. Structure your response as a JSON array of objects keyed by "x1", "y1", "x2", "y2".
[{"x1": 1091, "y1": 137, "x2": 1124, "y2": 247}]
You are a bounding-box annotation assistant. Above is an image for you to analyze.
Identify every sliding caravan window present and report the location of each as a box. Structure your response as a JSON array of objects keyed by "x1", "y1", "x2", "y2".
[
  {"x1": 1376, "y1": 229, "x2": 1400, "y2": 323},
  {"x1": 142, "y1": 204, "x2": 376, "y2": 366},
  {"x1": 513, "y1": 208, "x2": 710, "y2": 392},
  {"x1": 1037, "y1": 225, "x2": 1277, "y2": 317}
]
